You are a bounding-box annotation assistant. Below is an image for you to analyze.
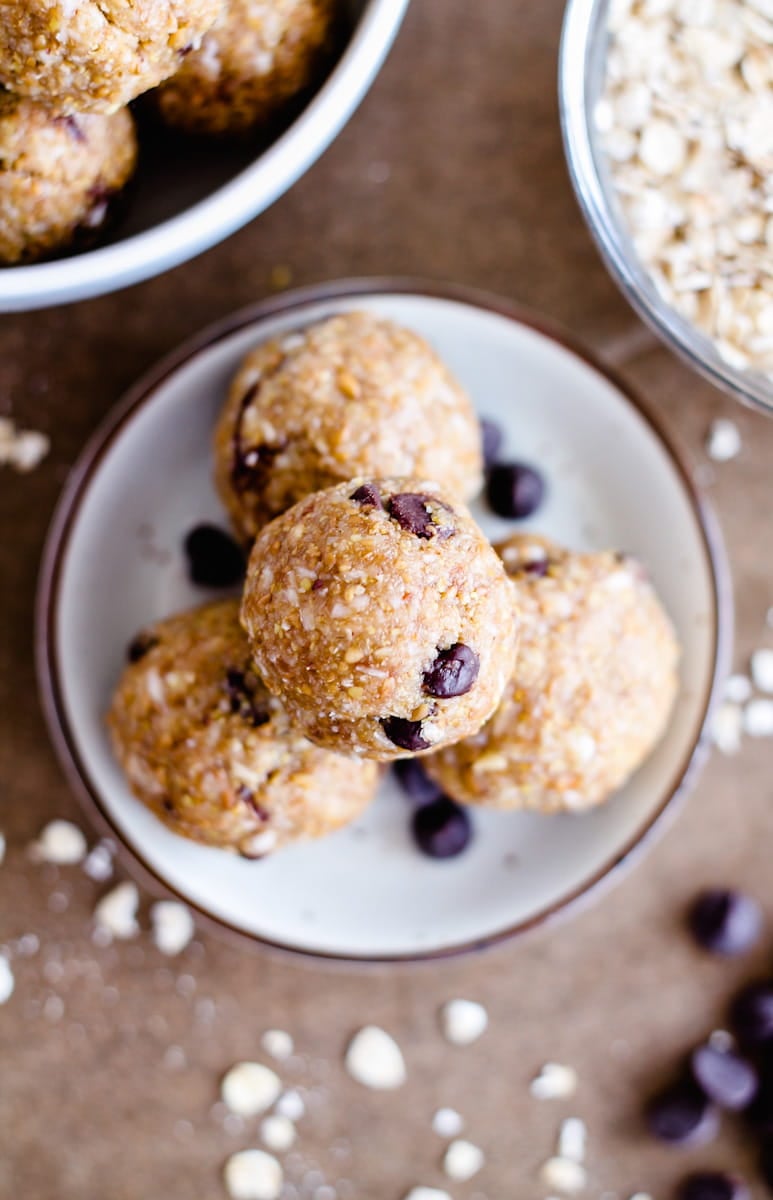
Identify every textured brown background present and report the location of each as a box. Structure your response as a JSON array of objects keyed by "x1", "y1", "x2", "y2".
[{"x1": 3, "y1": 0, "x2": 773, "y2": 1196}]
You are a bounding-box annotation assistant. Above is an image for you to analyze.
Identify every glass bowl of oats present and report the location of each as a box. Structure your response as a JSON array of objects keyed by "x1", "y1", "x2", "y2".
[{"x1": 560, "y1": 0, "x2": 773, "y2": 415}]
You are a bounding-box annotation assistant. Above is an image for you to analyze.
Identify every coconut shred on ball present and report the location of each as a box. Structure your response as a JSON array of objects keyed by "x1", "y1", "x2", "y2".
[
  {"x1": 240, "y1": 478, "x2": 518, "y2": 760},
  {"x1": 107, "y1": 600, "x2": 378, "y2": 857},
  {"x1": 0, "y1": 95, "x2": 138, "y2": 265},
  {"x1": 155, "y1": 0, "x2": 339, "y2": 136},
  {"x1": 425, "y1": 534, "x2": 679, "y2": 812},
  {"x1": 214, "y1": 312, "x2": 484, "y2": 542}
]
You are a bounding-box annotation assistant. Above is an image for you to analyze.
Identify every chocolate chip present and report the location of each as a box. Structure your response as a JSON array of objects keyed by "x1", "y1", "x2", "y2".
[
  {"x1": 162, "y1": 798, "x2": 174, "y2": 814},
  {"x1": 423, "y1": 643, "x2": 480, "y2": 698},
  {"x1": 232, "y1": 441, "x2": 286, "y2": 493},
  {"x1": 127, "y1": 632, "x2": 159, "y2": 663},
  {"x1": 412, "y1": 796, "x2": 473, "y2": 859},
  {"x1": 481, "y1": 418, "x2": 503, "y2": 470},
  {"x1": 393, "y1": 759, "x2": 443, "y2": 807},
  {"x1": 677, "y1": 1172, "x2": 750, "y2": 1200},
  {"x1": 386, "y1": 493, "x2": 453, "y2": 540},
  {"x1": 225, "y1": 669, "x2": 270, "y2": 728},
  {"x1": 486, "y1": 462, "x2": 545, "y2": 519},
  {"x1": 645, "y1": 1079, "x2": 719, "y2": 1145},
  {"x1": 183, "y1": 524, "x2": 245, "y2": 588},
  {"x1": 350, "y1": 483, "x2": 383, "y2": 508},
  {"x1": 237, "y1": 784, "x2": 269, "y2": 822},
  {"x1": 690, "y1": 1043, "x2": 758, "y2": 1111},
  {"x1": 381, "y1": 716, "x2": 431, "y2": 752},
  {"x1": 731, "y1": 981, "x2": 773, "y2": 1048},
  {"x1": 689, "y1": 888, "x2": 762, "y2": 956}
]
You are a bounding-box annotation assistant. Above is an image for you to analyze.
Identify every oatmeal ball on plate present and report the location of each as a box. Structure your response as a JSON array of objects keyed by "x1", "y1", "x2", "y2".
[
  {"x1": 214, "y1": 311, "x2": 484, "y2": 542},
  {"x1": 240, "y1": 478, "x2": 518, "y2": 760},
  {"x1": 155, "y1": 0, "x2": 339, "y2": 136},
  {"x1": 107, "y1": 600, "x2": 378, "y2": 857},
  {"x1": 0, "y1": 0, "x2": 222, "y2": 114},
  {"x1": 0, "y1": 95, "x2": 138, "y2": 265},
  {"x1": 426, "y1": 534, "x2": 680, "y2": 812}
]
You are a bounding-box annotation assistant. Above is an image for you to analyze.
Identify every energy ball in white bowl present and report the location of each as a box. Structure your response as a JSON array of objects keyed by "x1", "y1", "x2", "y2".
[
  {"x1": 0, "y1": 0, "x2": 223, "y2": 114},
  {"x1": 426, "y1": 534, "x2": 680, "y2": 812},
  {"x1": 107, "y1": 600, "x2": 378, "y2": 858},
  {"x1": 214, "y1": 312, "x2": 484, "y2": 542},
  {"x1": 0, "y1": 96, "x2": 138, "y2": 265},
  {"x1": 240, "y1": 478, "x2": 518, "y2": 760},
  {"x1": 155, "y1": 0, "x2": 340, "y2": 136}
]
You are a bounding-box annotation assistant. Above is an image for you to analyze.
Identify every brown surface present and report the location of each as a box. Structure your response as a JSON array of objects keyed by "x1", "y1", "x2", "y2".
[{"x1": 3, "y1": 0, "x2": 773, "y2": 1196}]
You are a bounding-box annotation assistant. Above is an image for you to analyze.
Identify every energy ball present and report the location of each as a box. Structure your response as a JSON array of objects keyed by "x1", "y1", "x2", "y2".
[
  {"x1": 0, "y1": 95, "x2": 138, "y2": 265},
  {"x1": 107, "y1": 600, "x2": 378, "y2": 857},
  {"x1": 240, "y1": 478, "x2": 518, "y2": 760},
  {"x1": 426, "y1": 534, "x2": 680, "y2": 812},
  {"x1": 214, "y1": 312, "x2": 484, "y2": 542},
  {"x1": 0, "y1": 0, "x2": 222, "y2": 114},
  {"x1": 155, "y1": 0, "x2": 339, "y2": 137}
]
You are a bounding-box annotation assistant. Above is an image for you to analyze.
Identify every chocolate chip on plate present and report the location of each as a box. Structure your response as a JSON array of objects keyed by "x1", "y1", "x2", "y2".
[
  {"x1": 184, "y1": 524, "x2": 245, "y2": 588},
  {"x1": 689, "y1": 888, "x2": 762, "y2": 956},
  {"x1": 480, "y1": 417, "x2": 503, "y2": 470},
  {"x1": 486, "y1": 462, "x2": 545, "y2": 519},
  {"x1": 381, "y1": 716, "x2": 431, "y2": 752},
  {"x1": 412, "y1": 796, "x2": 472, "y2": 859},
  {"x1": 393, "y1": 759, "x2": 443, "y2": 807},
  {"x1": 645, "y1": 1079, "x2": 719, "y2": 1145},
  {"x1": 730, "y1": 981, "x2": 773, "y2": 1048},
  {"x1": 127, "y1": 632, "x2": 159, "y2": 663},
  {"x1": 423, "y1": 643, "x2": 480, "y2": 698},
  {"x1": 677, "y1": 1171, "x2": 750, "y2": 1200},
  {"x1": 689, "y1": 1043, "x2": 758, "y2": 1111},
  {"x1": 350, "y1": 482, "x2": 383, "y2": 509}
]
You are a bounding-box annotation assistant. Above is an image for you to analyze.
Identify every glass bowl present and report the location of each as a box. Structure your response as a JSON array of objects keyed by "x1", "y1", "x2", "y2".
[{"x1": 559, "y1": 0, "x2": 773, "y2": 416}]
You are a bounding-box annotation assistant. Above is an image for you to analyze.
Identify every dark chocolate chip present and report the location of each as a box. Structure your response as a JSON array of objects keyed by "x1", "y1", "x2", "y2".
[
  {"x1": 162, "y1": 798, "x2": 174, "y2": 814},
  {"x1": 225, "y1": 669, "x2": 270, "y2": 728},
  {"x1": 689, "y1": 1043, "x2": 758, "y2": 1111},
  {"x1": 423, "y1": 643, "x2": 480, "y2": 698},
  {"x1": 183, "y1": 524, "x2": 246, "y2": 588},
  {"x1": 677, "y1": 1171, "x2": 750, "y2": 1200},
  {"x1": 232, "y1": 441, "x2": 286, "y2": 493},
  {"x1": 127, "y1": 632, "x2": 159, "y2": 663},
  {"x1": 689, "y1": 888, "x2": 762, "y2": 956},
  {"x1": 645, "y1": 1079, "x2": 719, "y2": 1145},
  {"x1": 481, "y1": 417, "x2": 504, "y2": 470},
  {"x1": 311, "y1": 579, "x2": 326, "y2": 592},
  {"x1": 386, "y1": 492, "x2": 453, "y2": 540},
  {"x1": 731, "y1": 981, "x2": 773, "y2": 1047},
  {"x1": 237, "y1": 784, "x2": 269, "y2": 822},
  {"x1": 350, "y1": 482, "x2": 383, "y2": 509},
  {"x1": 412, "y1": 796, "x2": 472, "y2": 859},
  {"x1": 393, "y1": 759, "x2": 443, "y2": 807},
  {"x1": 486, "y1": 462, "x2": 545, "y2": 519},
  {"x1": 381, "y1": 716, "x2": 431, "y2": 752}
]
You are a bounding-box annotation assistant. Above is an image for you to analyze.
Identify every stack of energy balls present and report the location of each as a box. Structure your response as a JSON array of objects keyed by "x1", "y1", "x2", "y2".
[
  {"x1": 108, "y1": 312, "x2": 681, "y2": 861},
  {"x1": 0, "y1": 0, "x2": 339, "y2": 264}
]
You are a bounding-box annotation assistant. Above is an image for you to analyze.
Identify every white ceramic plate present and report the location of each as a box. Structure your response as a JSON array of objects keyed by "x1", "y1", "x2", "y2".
[{"x1": 36, "y1": 281, "x2": 732, "y2": 962}]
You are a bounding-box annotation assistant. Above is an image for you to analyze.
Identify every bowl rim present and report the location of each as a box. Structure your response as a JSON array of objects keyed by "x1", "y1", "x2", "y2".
[
  {"x1": 558, "y1": 0, "x2": 773, "y2": 418},
  {"x1": 0, "y1": 0, "x2": 410, "y2": 313},
  {"x1": 35, "y1": 277, "x2": 733, "y2": 966}
]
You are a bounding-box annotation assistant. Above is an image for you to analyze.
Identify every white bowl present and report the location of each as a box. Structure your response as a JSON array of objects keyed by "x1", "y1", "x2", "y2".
[
  {"x1": 36, "y1": 280, "x2": 731, "y2": 962},
  {"x1": 0, "y1": 1, "x2": 409, "y2": 313}
]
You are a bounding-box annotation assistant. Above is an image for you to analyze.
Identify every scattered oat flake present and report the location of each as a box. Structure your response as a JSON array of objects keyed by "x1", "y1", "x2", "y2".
[
  {"x1": 260, "y1": 1114, "x2": 296, "y2": 1153},
  {"x1": 440, "y1": 998, "x2": 488, "y2": 1046},
  {"x1": 403, "y1": 1190, "x2": 452, "y2": 1200},
  {"x1": 221, "y1": 1062, "x2": 281, "y2": 1117},
  {"x1": 539, "y1": 1156, "x2": 587, "y2": 1194},
  {"x1": 31, "y1": 819, "x2": 87, "y2": 864},
  {"x1": 94, "y1": 881, "x2": 140, "y2": 940},
  {"x1": 744, "y1": 697, "x2": 773, "y2": 737},
  {"x1": 530, "y1": 1063, "x2": 578, "y2": 1100},
  {"x1": 558, "y1": 1117, "x2": 587, "y2": 1164},
  {"x1": 751, "y1": 648, "x2": 773, "y2": 693},
  {"x1": 223, "y1": 1149, "x2": 283, "y2": 1200},
  {"x1": 706, "y1": 419, "x2": 742, "y2": 462},
  {"x1": 150, "y1": 901, "x2": 194, "y2": 956},
  {"x1": 0, "y1": 956, "x2": 14, "y2": 1004},
  {"x1": 261, "y1": 1029, "x2": 294, "y2": 1061},
  {"x1": 724, "y1": 673, "x2": 752, "y2": 704},
  {"x1": 432, "y1": 1107, "x2": 464, "y2": 1138},
  {"x1": 345, "y1": 1026, "x2": 406, "y2": 1090},
  {"x1": 711, "y1": 702, "x2": 743, "y2": 754},
  {"x1": 276, "y1": 1089, "x2": 305, "y2": 1121},
  {"x1": 443, "y1": 1139, "x2": 484, "y2": 1182}
]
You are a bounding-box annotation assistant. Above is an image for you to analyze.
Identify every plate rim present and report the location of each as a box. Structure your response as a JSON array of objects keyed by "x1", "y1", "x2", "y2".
[{"x1": 35, "y1": 277, "x2": 734, "y2": 966}]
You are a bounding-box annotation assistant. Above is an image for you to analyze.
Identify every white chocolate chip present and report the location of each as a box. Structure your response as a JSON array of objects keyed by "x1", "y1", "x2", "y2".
[
  {"x1": 223, "y1": 1149, "x2": 283, "y2": 1200},
  {"x1": 706, "y1": 418, "x2": 742, "y2": 462},
  {"x1": 345, "y1": 1026, "x2": 406, "y2": 1090},
  {"x1": 150, "y1": 901, "x2": 194, "y2": 956},
  {"x1": 82, "y1": 839, "x2": 114, "y2": 882},
  {"x1": 0, "y1": 956, "x2": 14, "y2": 1004},
  {"x1": 275, "y1": 1089, "x2": 304, "y2": 1121},
  {"x1": 751, "y1": 648, "x2": 773, "y2": 693},
  {"x1": 539, "y1": 1156, "x2": 588, "y2": 1194},
  {"x1": 711, "y1": 701, "x2": 743, "y2": 754},
  {"x1": 530, "y1": 1062, "x2": 578, "y2": 1100},
  {"x1": 260, "y1": 1114, "x2": 296, "y2": 1153},
  {"x1": 558, "y1": 1117, "x2": 587, "y2": 1163},
  {"x1": 443, "y1": 1138, "x2": 484, "y2": 1182},
  {"x1": 440, "y1": 999, "x2": 488, "y2": 1046},
  {"x1": 743, "y1": 697, "x2": 773, "y2": 736},
  {"x1": 724, "y1": 673, "x2": 752, "y2": 704},
  {"x1": 261, "y1": 1029, "x2": 294, "y2": 1061},
  {"x1": 403, "y1": 1190, "x2": 452, "y2": 1200},
  {"x1": 432, "y1": 1107, "x2": 464, "y2": 1138},
  {"x1": 221, "y1": 1063, "x2": 281, "y2": 1117},
  {"x1": 94, "y1": 882, "x2": 139, "y2": 941},
  {"x1": 31, "y1": 819, "x2": 87, "y2": 864}
]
